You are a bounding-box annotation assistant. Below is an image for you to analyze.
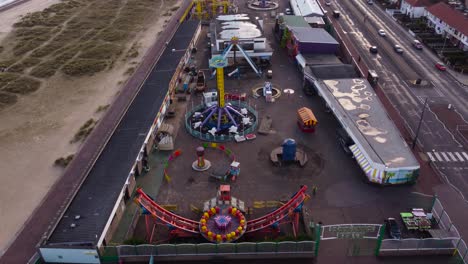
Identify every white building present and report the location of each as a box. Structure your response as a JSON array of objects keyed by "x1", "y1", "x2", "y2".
[
  {"x1": 289, "y1": 0, "x2": 325, "y2": 27},
  {"x1": 425, "y1": 2, "x2": 468, "y2": 51},
  {"x1": 400, "y1": 0, "x2": 431, "y2": 18}
]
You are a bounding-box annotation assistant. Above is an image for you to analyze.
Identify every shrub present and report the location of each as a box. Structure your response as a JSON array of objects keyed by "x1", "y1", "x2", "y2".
[
  {"x1": 0, "y1": 92, "x2": 18, "y2": 107},
  {"x1": 2, "y1": 77, "x2": 41, "y2": 94},
  {"x1": 0, "y1": 72, "x2": 20, "y2": 88},
  {"x1": 62, "y1": 59, "x2": 108, "y2": 76}
]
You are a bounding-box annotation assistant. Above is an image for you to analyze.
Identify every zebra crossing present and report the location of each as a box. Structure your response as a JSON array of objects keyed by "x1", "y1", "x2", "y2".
[{"x1": 427, "y1": 151, "x2": 468, "y2": 163}]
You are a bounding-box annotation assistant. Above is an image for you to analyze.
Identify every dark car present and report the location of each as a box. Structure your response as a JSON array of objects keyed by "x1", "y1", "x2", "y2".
[
  {"x1": 369, "y1": 46, "x2": 378, "y2": 54},
  {"x1": 385, "y1": 218, "x2": 401, "y2": 239}
]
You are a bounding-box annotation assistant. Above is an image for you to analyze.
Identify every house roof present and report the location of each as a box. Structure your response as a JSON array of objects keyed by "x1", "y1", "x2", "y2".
[
  {"x1": 426, "y1": 2, "x2": 468, "y2": 36},
  {"x1": 404, "y1": 0, "x2": 431, "y2": 7}
]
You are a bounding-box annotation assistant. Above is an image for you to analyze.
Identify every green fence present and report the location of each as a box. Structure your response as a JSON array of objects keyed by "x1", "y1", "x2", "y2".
[{"x1": 101, "y1": 241, "x2": 315, "y2": 260}]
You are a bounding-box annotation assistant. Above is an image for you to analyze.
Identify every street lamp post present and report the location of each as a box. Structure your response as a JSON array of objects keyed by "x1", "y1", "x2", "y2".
[{"x1": 412, "y1": 97, "x2": 428, "y2": 149}]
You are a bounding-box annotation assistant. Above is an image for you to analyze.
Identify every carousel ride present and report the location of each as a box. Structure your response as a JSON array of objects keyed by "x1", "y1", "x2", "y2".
[
  {"x1": 247, "y1": 0, "x2": 279, "y2": 10},
  {"x1": 185, "y1": 40, "x2": 258, "y2": 141},
  {"x1": 134, "y1": 185, "x2": 309, "y2": 243}
]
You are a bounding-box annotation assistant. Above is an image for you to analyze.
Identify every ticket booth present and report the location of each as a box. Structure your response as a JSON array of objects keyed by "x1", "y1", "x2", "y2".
[{"x1": 297, "y1": 107, "x2": 318, "y2": 133}]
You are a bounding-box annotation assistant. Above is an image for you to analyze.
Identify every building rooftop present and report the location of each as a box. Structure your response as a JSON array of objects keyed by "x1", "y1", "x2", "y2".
[
  {"x1": 279, "y1": 15, "x2": 310, "y2": 28},
  {"x1": 44, "y1": 20, "x2": 200, "y2": 246},
  {"x1": 289, "y1": 0, "x2": 324, "y2": 17},
  {"x1": 404, "y1": 0, "x2": 432, "y2": 7},
  {"x1": 289, "y1": 27, "x2": 338, "y2": 45},
  {"x1": 426, "y1": 2, "x2": 468, "y2": 36},
  {"x1": 307, "y1": 64, "x2": 358, "y2": 79},
  {"x1": 215, "y1": 14, "x2": 263, "y2": 40},
  {"x1": 319, "y1": 78, "x2": 419, "y2": 169}
]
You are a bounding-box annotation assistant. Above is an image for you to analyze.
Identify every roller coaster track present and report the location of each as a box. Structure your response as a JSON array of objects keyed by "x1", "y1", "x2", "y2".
[
  {"x1": 135, "y1": 188, "x2": 200, "y2": 234},
  {"x1": 135, "y1": 186, "x2": 308, "y2": 235},
  {"x1": 246, "y1": 185, "x2": 308, "y2": 233}
]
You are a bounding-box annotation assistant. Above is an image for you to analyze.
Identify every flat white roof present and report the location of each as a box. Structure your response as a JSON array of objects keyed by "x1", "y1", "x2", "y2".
[
  {"x1": 290, "y1": 0, "x2": 324, "y2": 17},
  {"x1": 319, "y1": 78, "x2": 419, "y2": 169}
]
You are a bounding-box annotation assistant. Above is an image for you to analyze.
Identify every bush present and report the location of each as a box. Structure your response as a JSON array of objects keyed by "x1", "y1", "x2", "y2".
[
  {"x1": 0, "y1": 73, "x2": 20, "y2": 88},
  {"x1": 2, "y1": 77, "x2": 41, "y2": 94},
  {"x1": 0, "y1": 92, "x2": 18, "y2": 108},
  {"x1": 30, "y1": 60, "x2": 60, "y2": 78},
  {"x1": 71, "y1": 118, "x2": 96, "y2": 142},
  {"x1": 54, "y1": 154, "x2": 74, "y2": 167},
  {"x1": 7, "y1": 57, "x2": 42, "y2": 73},
  {"x1": 79, "y1": 43, "x2": 123, "y2": 60},
  {"x1": 62, "y1": 59, "x2": 108, "y2": 76}
]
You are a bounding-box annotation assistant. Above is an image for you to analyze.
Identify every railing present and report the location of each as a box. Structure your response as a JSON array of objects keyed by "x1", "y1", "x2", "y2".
[
  {"x1": 379, "y1": 238, "x2": 458, "y2": 256},
  {"x1": 185, "y1": 101, "x2": 258, "y2": 142},
  {"x1": 100, "y1": 241, "x2": 316, "y2": 261}
]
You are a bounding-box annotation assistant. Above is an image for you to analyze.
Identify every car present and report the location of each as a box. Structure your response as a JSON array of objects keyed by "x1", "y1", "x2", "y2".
[
  {"x1": 285, "y1": 8, "x2": 292, "y2": 15},
  {"x1": 394, "y1": 44, "x2": 403, "y2": 54},
  {"x1": 412, "y1": 40, "x2": 423, "y2": 50},
  {"x1": 378, "y1": 29, "x2": 386, "y2": 37},
  {"x1": 325, "y1": 0, "x2": 331, "y2": 6},
  {"x1": 367, "y1": 0, "x2": 374, "y2": 4},
  {"x1": 385, "y1": 218, "x2": 401, "y2": 239},
  {"x1": 369, "y1": 46, "x2": 378, "y2": 54},
  {"x1": 435, "y1": 62, "x2": 447, "y2": 71}
]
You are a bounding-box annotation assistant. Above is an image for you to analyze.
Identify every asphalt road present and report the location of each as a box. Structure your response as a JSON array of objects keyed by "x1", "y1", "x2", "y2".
[
  {"x1": 0, "y1": 1, "x2": 190, "y2": 263},
  {"x1": 322, "y1": 0, "x2": 468, "y2": 199}
]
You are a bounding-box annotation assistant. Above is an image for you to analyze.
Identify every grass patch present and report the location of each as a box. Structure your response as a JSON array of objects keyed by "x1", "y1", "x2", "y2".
[
  {"x1": 96, "y1": 104, "x2": 110, "y2": 112},
  {"x1": 71, "y1": 118, "x2": 96, "y2": 142},
  {"x1": 0, "y1": 60, "x2": 17, "y2": 70},
  {"x1": 170, "y1": 6, "x2": 179, "y2": 11},
  {"x1": 31, "y1": 41, "x2": 66, "y2": 57},
  {"x1": 30, "y1": 60, "x2": 60, "y2": 78},
  {"x1": 0, "y1": 92, "x2": 18, "y2": 107},
  {"x1": 62, "y1": 59, "x2": 108, "y2": 76},
  {"x1": 0, "y1": 72, "x2": 20, "y2": 88},
  {"x1": 13, "y1": 40, "x2": 43, "y2": 56},
  {"x1": 79, "y1": 43, "x2": 123, "y2": 60},
  {"x1": 54, "y1": 154, "x2": 74, "y2": 167},
  {"x1": 98, "y1": 29, "x2": 129, "y2": 42},
  {"x1": 7, "y1": 57, "x2": 42, "y2": 73},
  {"x1": 2, "y1": 77, "x2": 41, "y2": 95},
  {"x1": 124, "y1": 67, "x2": 135, "y2": 75}
]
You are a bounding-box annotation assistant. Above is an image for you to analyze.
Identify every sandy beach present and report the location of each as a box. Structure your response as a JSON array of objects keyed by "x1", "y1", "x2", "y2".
[{"x1": 0, "y1": 0, "x2": 179, "y2": 255}]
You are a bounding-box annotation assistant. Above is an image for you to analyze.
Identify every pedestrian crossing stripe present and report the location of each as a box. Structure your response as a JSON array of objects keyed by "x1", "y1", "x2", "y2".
[{"x1": 427, "y1": 152, "x2": 468, "y2": 162}]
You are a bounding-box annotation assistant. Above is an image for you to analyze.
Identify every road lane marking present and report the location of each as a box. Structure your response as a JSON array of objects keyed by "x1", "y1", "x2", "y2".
[
  {"x1": 463, "y1": 152, "x2": 468, "y2": 161},
  {"x1": 427, "y1": 152, "x2": 435, "y2": 162},
  {"x1": 448, "y1": 152, "x2": 458, "y2": 162},
  {"x1": 434, "y1": 152, "x2": 442, "y2": 161},
  {"x1": 454, "y1": 152, "x2": 464, "y2": 162},
  {"x1": 440, "y1": 152, "x2": 451, "y2": 162}
]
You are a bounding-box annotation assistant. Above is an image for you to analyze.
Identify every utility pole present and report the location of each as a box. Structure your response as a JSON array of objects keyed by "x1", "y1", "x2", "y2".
[{"x1": 412, "y1": 98, "x2": 428, "y2": 149}]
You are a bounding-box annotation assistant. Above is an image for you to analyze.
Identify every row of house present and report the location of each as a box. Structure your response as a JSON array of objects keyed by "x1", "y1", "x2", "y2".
[{"x1": 400, "y1": 0, "x2": 468, "y2": 50}]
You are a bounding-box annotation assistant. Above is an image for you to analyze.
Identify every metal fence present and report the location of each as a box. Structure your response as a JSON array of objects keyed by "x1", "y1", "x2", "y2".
[
  {"x1": 101, "y1": 241, "x2": 316, "y2": 261},
  {"x1": 185, "y1": 101, "x2": 258, "y2": 142},
  {"x1": 380, "y1": 238, "x2": 458, "y2": 256}
]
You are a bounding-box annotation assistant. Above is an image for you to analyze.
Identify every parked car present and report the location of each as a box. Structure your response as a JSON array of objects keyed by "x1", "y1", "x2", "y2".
[
  {"x1": 378, "y1": 29, "x2": 386, "y2": 37},
  {"x1": 325, "y1": 0, "x2": 331, "y2": 6},
  {"x1": 412, "y1": 40, "x2": 423, "y2": 50},
  {"x1": 285, "y1": 8, "x2": 292, "y2": 15},
  {"x1": 367, "y1": 0, "x2": 374, "y2": 4},
  {"x1": 435, "y1": 62, "x2": 447, "y2": 71},
  {"x1": 369, "y1": 46, "x2": 378, "y2": 54},
  {"x1": 385, "y1": 218, "x2": 401, "y2": 239},
  {"x1": 394, "y1": 44, "x2": 404, "y2": 54}
]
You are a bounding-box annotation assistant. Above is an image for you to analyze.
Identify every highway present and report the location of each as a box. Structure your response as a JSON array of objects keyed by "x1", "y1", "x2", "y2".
[{"x1": 322, "y1": 0, "x2": 468, "y2": 198}]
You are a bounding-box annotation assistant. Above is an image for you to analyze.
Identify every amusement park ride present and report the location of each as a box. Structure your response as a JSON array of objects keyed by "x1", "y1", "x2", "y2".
[
  {"x1": 135, "y1": 185, "x2": 309, "y2": 243},
  {"x1": 186, "y1": 40, "x2": 258, "y2": 138}
]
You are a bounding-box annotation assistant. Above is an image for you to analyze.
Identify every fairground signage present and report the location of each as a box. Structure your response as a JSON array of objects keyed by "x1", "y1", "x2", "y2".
[{"x1": 321, "y1": 224, "x2": 382, "y2": 240}]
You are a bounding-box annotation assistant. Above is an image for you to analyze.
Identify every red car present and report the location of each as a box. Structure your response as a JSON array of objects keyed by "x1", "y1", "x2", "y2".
[{"x1": 435, "y1": 62, "x2": 446, "y2": 71}]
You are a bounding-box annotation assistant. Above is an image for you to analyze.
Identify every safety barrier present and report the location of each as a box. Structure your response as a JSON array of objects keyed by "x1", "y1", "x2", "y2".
[
  {"x1": 185, "y1": 101, "x2": 258, "y2": 142},
  {"x1": 100, "y1": 241, "x2": 315, "y2": 261},
  {"x1": 379, "y1": 238, "x2": 457, "y2": 256}
]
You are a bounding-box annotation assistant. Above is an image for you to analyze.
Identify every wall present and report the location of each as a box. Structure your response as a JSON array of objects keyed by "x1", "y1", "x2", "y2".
[
  {"x1": 40, "y1": 248, "x2": 100, "y2": 264},
  {"x1": 400, "y1": 1, "x2": 426, "y2": 18}
]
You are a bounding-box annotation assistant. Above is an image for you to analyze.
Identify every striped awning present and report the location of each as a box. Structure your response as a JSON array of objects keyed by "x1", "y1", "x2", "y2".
[{"x1": 349, "y1": 144, "x2": 383, "y2": 184}]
